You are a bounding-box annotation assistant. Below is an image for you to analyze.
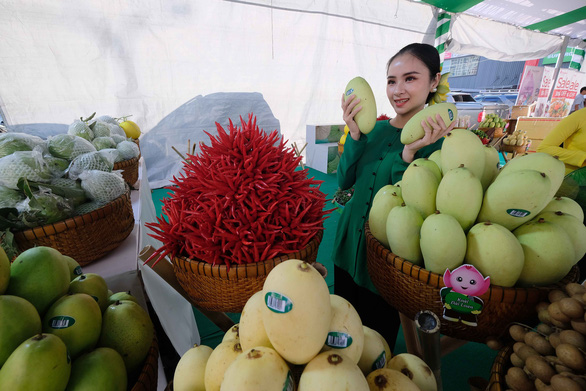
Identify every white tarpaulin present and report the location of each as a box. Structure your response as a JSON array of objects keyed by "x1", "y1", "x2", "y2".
[
  {"x1": 447, "y1": 14, "x2": 567, "y2": 61},
  {"x1": 0, "y1": 0, "x2": 437, "y2": 187}
]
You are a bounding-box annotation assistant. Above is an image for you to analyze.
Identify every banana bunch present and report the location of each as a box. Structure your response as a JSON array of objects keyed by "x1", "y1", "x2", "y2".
[
  {"x1": 502, "y1": 130, "x2": 530, "y2": 147},
  {"x1": 429, "y1": 72, "x2": 450, "y2": 105},
  {"x1": 339, "y1": 125, "x2": 350, "y2": 145}
]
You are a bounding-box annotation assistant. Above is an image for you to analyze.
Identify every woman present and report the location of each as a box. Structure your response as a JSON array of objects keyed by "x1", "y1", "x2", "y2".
[
  {"x1": 332, "y1": 43, "x2": 455, "y2": 351},
  {"x1": 537, "y1": 108, "x2": 586, "y2": 175}
]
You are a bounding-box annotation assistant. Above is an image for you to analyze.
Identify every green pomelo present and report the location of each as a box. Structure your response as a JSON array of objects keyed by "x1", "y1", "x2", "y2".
[
  {"x1": 70, "y1": 273, "x2": 109, "y2": 313},
  {"x1": 411, "y1": 158, "x2": 442, "y2": 182},
  {"x1": 436, "y1": 165, "x2": 483, "y2": 231},
  {"x1": 344, "y1": 77, "x2": 377, "y2": 134},
  {"x1": 43, "y1": 293, "x2": 102, "y2": 359},
  {"x1": 440, "y1": 129, "x2": 486, "y2": 180},
  {"x1": 465, "y1": 222, "x2": 525, "y2": 287},
  {"x1": 534, "y1": 211, "x2": 586, "y2": 264},
  {"x1": 369, "y1": 185, "x2": 404, "y2": 248},
  {"x1": 420, "y1": 212, "x2": 467, "y2": 275},
  {"x1": 66, "y1": 347, "x2": 127, "y2": 391},
  {"x1": 541, "y1": 196, "x2": 584, "y2": 222},
  {"x1": 108, "y1": 291, "x2": 138, "y2": 306},
  {"x1": 513, "y1": 218, "x2": 575, "y2": 287},
  {"x1": 62, "y1": 255, "x2": 83, "y2": 281},
  {"x1": 6, "y1": 246, "x2": 70, "y2": 315},
  {"x1": 428, "y1": 150, "x2": 442, "y2": 174},
  {"x1": 497, "y1": 152, "x2": 565, "y2": 200},
  {"x1": 0, "y1": 247, "x2": 9, "y2": 295},
  {"x1": 0, "y1": 295, "x2": 42, "y2": 367},
  {"x1": 477, "y1": 169, "x2": 552, "y2": 231},
  {"x1": 401, "y1": 103, "x2": 457, "y2": 145},
  {"x1": 0, "y1": 333, "x2": 71, "y2": 391},
  {"x1": 480, "y1": 145, "x2": 500, "y2": 191},
  {"x1": 99, "y1": 300, "x2": 154, "y2": 374},
  {"x1": 386, "y1": 204, "x2": 424, "y2": 265},
  {"x1": 401, "y1": 163, "x2": 439, "y2": 219}
]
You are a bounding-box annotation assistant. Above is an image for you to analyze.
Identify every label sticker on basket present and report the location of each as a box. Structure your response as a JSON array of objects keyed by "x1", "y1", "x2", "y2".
[
  {"x1": 265, "y1": 292, "x2": 293, "y2": 313},
  {"x1": 49, "y1": 316, "x2": 76, "y2": 329},
  {"x1": 371, "y1": 351, "x2": 386, "y2": 371},
  {"x1": 325, "y1": 332, "x2": 353, "y2": 349},
  {"x1": 440, "y1": 265, "x2": 490, "y2": 327},
  {"x1": 506, "y1": 208, "x2": 531, "y2": 218}
]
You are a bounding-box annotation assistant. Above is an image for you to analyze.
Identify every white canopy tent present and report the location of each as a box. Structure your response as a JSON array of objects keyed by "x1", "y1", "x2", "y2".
[{"x1": 0, "y1": 0, "x2": 584, "y2": 186}]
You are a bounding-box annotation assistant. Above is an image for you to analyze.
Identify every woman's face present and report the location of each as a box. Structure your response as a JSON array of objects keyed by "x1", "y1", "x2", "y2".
[{"x1": 386, "y1": 53, "x2": 439, "y2": 119}]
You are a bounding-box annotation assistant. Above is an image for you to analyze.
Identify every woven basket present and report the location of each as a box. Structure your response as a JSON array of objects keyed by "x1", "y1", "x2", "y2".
[
  {"x1": 13, "y1": 188, "x2": 135, "y2": 266},
  {"x1": 487, "y1": 344, "x2": 513, "y2": 391},
  {"x1": 172, "y1": 229, "x2": 323, "y2": 313},
  {"x1": 499, "y1": 143, "x2": 527, "y2": 155},
  {"x1": 131, "y1": 334, "x2": 159, "y2": 391},
  {"x1": 365, "y1": 223, "x2": 579, "y2": 343},
  {"x1": 114, "y1": 156, "x2": 140, "y2": 186}
]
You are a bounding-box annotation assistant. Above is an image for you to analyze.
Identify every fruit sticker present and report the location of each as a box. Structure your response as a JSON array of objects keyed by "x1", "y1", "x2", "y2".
[
  {"x1": 440, "y1": 265, "x2": 490, "y2": 327},
  {"x1": 265, "y1": 292, "x2": 293, "y2": 314},
  {"x1": 48, "y1": 316, "x2": 76, "y2": 329},
  {"x1": 325, "y1": 332, "x2": 353, "y2": 349},
  {"x1": 283, "y1": 371, "x2": 294, "y2": 391}
]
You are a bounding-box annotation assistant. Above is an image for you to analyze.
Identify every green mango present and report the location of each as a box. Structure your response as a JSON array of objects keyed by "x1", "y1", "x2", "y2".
[
  {"x1": 479, "y1": 145, "x2": 500, "y2": 191},
  {"x1": 386, "y1": 204, "x2": 424, "y2": 265},
  {"x1": 43, "y1": 293, "x2": 102, "y2": 359},
  {"x1": 477, "y1": 169, "x2": 551, "y2": 231},
  {"x1": 0, "y1": 333, "x2": 71, "y2": 391},
  {"x1": 70, "y1": 273, "x2": 109, "y2": 313},
  {"x1": 369, "y1": 185, "x2": 404, "y2": 248},
  {"x1": 428, "y1": 150, "x2": 442, "y2": 174},
  {"x1": 401, "y1": 103, "x2": 457, "y2": 145},
  {"x1": 6, "y1": 246, "x2": 70, "y2": 316},
  {"x1": 411, "y1": 158, "x2": 442, "y2": 183},
  {"x1": 540, "y1": 196, "x2": 584, "y2": 222},
  {"x1": 107, "y1": 291, "x2": 138, "y2": 307},
  {"x1": 62, "y1": 255, "x2": 83, "y2": 282},
  {"x1": 99, "y1": 300, "x2": 154, "y2": 375},
  {"x1": 401, "y1": 163, "x2": 439, "y2": 219},
  {"x1": 465, "y1": 222, "x2": 525, "y2": 287},
  {"x1": 533, "y1": 211, "x2": 586, "y2": 264},
  {"x1": 0, "y1": 247, "x2": 9, "y2": 295},
  {"x1": 440, "y1": 129, "x2": 486, "y2": 180},
  {"x1": 496, "y1": 152, "x2": 565, "y2": 200},
  {"x1": 514, "y1": 218, "x2": 575, "y2": 287},
  {"x1": 0, "y1": 295, "x2": 42, "y2": 367},
  {"x1": 420, "y1": 211, "x2": 466, "y2": 275},
  {"x1": 436, "y1": 165, "x2": 483, "y2": 232},
  {"x1": 66, "y1": 347, "x2": 127, "y2": 391},
  {"x1": 344, "y1": 77, "x2": 377, "y2": 134}
]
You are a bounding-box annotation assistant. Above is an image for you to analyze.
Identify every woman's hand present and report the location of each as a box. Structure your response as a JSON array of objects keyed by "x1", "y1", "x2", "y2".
[
  {"x1": 341, "y1": 93, "x2": 363, "y2": 141},
  {"x1": 401, "y1": 113, "x2": 455, "y2": 163}
]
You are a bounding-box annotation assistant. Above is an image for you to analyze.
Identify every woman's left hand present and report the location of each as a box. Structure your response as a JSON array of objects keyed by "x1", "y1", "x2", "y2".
[{"x1": 401, "y1": 113, "x2": 455, "y2": 163}]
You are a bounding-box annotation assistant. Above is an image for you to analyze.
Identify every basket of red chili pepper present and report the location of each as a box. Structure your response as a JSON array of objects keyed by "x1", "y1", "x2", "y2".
[{"x1": 146, "y1": 114, "x2": 329, "y2": 313}]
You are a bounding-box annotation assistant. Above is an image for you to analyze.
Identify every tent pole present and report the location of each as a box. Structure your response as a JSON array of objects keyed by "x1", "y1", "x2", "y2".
[{"x1": 548, "y1": 36, "x2": 570, "y2": 102}]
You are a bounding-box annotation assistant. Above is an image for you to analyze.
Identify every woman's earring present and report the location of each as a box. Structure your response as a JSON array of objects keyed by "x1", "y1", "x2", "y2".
[{"x1": 431, "y1": 88, "x2": 437, "y2": 93}]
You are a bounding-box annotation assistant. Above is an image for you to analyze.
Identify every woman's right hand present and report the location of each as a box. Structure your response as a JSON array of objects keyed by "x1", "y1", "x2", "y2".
[{"x1": 341, "y1": 93, "x2": 362, "y2": 141}]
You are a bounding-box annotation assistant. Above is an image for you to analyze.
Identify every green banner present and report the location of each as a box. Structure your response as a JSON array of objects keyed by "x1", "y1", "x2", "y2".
[{"x1": 543, "y1": 47, "x2": 577, "y2": 65}]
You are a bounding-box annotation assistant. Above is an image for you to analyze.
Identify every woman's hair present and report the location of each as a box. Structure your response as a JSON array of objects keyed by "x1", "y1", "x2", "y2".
[{"x1": 386, "y1": 43, "x2": 441, "y2": 103}]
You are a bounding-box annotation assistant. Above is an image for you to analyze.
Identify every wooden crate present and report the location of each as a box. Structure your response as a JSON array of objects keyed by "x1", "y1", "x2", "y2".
[
  {"x1": 511, "y1": 105, "x2": 531, "y2": 119},
  {"x1": 513, "y1": 117, "x2": 562, "y2": 152}
]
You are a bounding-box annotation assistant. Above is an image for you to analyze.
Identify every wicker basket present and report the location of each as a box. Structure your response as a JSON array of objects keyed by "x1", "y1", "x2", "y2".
[
  {"x1": 171, "y1": 230, "x2": 323, "y2": 313},
  {"x1": 13, "y1": 188, "x2": 135, "y2": 266},
  {"x1": 499, "y1": 143, "x2": 527, "y2": 155},
  {"x1": 487, "y1": 344, "x2": 513, "y2": 391},
  {"x1": 365, "y1": 223, "x2": 579, "y2": 343},
  {"x1": 131, "y1": 334, "x2": 159, "y2": 391},
  {"x1": 114, "y1": 156, "x2": 140, "y2": 186}
]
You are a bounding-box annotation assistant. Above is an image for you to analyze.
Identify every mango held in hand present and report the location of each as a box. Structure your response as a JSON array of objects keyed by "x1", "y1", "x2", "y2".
[
  {"x1": 401, "y1": 102, "x2": 457, "y2": 145},
  {"x1": 262, "y1": 259, "x2": 331, "y2": 365},
  {"x1": 344, "y1": 77, "x2": 377, "y2": 134}
]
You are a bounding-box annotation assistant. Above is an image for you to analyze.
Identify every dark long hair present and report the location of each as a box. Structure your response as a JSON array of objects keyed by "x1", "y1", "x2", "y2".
[{"x1": 386, "y1": 43, "x2": 441, "y2": 103}]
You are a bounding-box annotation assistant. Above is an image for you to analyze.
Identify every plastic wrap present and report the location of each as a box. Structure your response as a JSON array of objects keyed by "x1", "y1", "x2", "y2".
[
  {"x1": 79, "y1": 170, "x2": 126, "y2": 203},
  {"x1": 47, "y1": 134, "x2": 97, "y2": 160},
  {"x1": 67, "y1": 149, "x2": 118, "y2": 180},
  {"x1": 0, "y1": 132, "x2": 45, "y2": 158}
]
